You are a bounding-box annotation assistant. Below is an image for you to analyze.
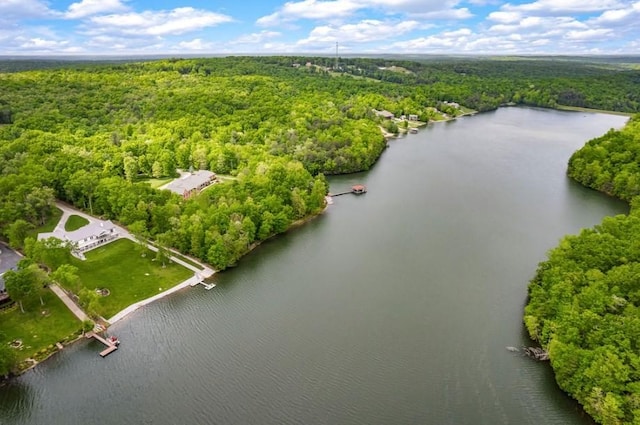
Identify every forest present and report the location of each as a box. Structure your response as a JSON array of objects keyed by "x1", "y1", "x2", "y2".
[
  {"x1": 1, "y1": 56, "x2": 640, "y2": 408},
  {"x1": 526, "y1": 115, "x2": 640, "y2": 424},
  {"x1": 1, "y1": 56, "x2": 635, "y2": 274}
]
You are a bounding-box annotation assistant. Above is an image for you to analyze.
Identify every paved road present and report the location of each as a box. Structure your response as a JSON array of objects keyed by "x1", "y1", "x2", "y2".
[{"x1": 52, "y1": 202, "x2": 214, "y2": 277}]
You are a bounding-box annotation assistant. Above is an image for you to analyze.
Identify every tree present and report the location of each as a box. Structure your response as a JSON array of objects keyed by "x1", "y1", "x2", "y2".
[
  {"x1": 3, "y1": 263, "x2": 45, "y2": 313},
  {"x1": 51, "y1": 264, "x2": 81, "y2": 293},
  {"x1": 24, "y1": 186, "x2": 55, "y2": 226},
  {"x1": 6, "y1": 219, "x2": 33, "y2": 249},
  {"x1": 78, "y1": 288, "x2": 100, "y2": 319},
  {"x1": 0, "y1": 331, "x2": 17, "y2": 377}
]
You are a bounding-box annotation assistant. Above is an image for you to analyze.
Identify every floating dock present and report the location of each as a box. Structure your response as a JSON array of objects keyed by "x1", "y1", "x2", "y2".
[
  {"x1": 86, "y1": 331, "x2": 119, "y2": 357},
  {"x1": 329, "y1": 185, "x2": 367, "y2": 197}
]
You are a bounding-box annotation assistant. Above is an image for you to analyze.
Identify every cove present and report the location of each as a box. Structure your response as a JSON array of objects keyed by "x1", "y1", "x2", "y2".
[{"x1": 0, "y1": 107, "x2": 630, "y2": 425}]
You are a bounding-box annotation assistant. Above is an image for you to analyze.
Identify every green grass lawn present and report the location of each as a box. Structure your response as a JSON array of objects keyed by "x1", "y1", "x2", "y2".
[
  {"x1": 142, "y1": 177, "x2": 173, "y2": 189},
  {"x1": 26, "y1": 207, "x2": 63, "y2": 239},
  {"x1": 64, "y1": 214, "x2": 89, "y2": 231},
  {"x1": 0, "y1": 290, "x2": 82, "y2": 363},
  {"x1": 70, "y1": 239, "x2": 192, "y2": 319}
]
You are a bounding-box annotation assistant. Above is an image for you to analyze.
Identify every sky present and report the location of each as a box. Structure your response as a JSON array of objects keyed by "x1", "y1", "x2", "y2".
[{"x1": 1, "y1": 0, "x2": 639, "y2": 56}]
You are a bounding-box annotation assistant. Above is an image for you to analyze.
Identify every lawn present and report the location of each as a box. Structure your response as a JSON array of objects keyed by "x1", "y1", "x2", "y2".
[
  {"x1": 64, "y1": 214, "x2": 89, "y2": 231},
  {"x1": 71, "y1": 239, "x2": 192, "y2": 319},
  {"x1": 0, "y1": 290, "x2": 82, "y2": 364},
  {"x1": 142, "y1": 177, "x2": 173, "y2": 189},
  {"x1": 26, "y1": 207, "x2": 63, "y2": 239}
]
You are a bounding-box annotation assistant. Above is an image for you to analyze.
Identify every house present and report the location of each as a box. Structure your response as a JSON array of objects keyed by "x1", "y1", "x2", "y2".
[
  {"x1": 164, "y1": 170, "x2": 217, "y2": 199},
  {"x1": 38, "y1": 219, "x2": 119, "y2": 254},
  {"x1": 374, "y1": 109, "x2": 395, "y2": 119},
  {"x1": 408, "y1": 114, "x2": 419, "y2": 121}
]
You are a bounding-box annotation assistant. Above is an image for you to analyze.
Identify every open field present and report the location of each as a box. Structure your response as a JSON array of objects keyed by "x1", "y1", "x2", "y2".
[
  {"x1": 70, "y1": 239, "x2": 192, "y2": 318},
  {"x1": 0, "y1": 290, "x2": 81, "y2": 364}
]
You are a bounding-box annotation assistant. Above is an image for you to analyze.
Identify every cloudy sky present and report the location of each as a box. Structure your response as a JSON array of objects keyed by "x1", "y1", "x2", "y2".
[{"x1": 1, "y1": 0, "x2": 639, "y2": 55}]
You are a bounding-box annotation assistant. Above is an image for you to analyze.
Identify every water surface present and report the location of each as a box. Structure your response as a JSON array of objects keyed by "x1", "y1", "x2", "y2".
[{"x1": 0, "y1": 107, "x2": 629, "y2": 425}]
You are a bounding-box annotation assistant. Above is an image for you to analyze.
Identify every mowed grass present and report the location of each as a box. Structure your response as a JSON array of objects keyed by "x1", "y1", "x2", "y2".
[
  {"x1": 143, "y1": 177, "x2": 173, "y2": 189},
  {"x1": 26, "y1": 207, "x2": 63, "y2": 239},
  {"x1": 64, "y1": 214, "x2": 89, "y2": 231},
  {"x1": 0, "y1": 290, "x2": 81, "y2": 361},
  {"x1": 71, "y1": 239, "x2": 192, "y2": 319}
]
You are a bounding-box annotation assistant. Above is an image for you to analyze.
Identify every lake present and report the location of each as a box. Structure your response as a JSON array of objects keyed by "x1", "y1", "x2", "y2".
[{"x1": 0, "y1": 107, "x2": 630, "y2": 425}]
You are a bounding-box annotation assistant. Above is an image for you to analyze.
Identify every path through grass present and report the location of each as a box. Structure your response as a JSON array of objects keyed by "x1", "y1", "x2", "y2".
[{"x1": 71, "y1": 239, "x2": 192, "y2": 319}]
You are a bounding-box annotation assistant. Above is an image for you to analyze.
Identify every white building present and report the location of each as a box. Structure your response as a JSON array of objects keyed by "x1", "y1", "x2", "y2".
[{"x1": 38, "y1": 219, "x2": 119, "y2": 254}]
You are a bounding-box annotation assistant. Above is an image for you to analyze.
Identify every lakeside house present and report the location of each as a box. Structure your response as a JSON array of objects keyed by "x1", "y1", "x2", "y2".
[
  {"x1": 408, "y1": 114, "x2": 419, "y2": 121},
  {"x1": 38, "y1": 219, "x2": 119, "y2": 254},
  {"x1": 164, "y1": 170, "x2": 217, "y2": 199},
  {"x1": 374, "y1": 109, "x2": 395, "y2": 119}
]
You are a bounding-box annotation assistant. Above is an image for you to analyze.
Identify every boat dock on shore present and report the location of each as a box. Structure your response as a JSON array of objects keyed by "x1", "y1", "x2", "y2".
[
  {"x1": 86, "y1": 331, "x2": 119, "y2": 357},
  {"x1": 329, "y1": 185, "x2": 367, "y2": 197}
]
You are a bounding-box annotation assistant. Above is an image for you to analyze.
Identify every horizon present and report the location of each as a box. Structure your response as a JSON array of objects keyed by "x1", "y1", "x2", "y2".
[{"x1": 1, "y1": 1, "x2": 639, "y2": 56}]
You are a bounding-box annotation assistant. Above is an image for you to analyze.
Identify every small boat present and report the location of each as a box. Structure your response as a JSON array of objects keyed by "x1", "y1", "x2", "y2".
[
  {"x1": 409, "y1": 128, "x2": 418, "y2": 134},
  {"x1": 108, "y1": 336, "x2": 120, "y2": 346}
]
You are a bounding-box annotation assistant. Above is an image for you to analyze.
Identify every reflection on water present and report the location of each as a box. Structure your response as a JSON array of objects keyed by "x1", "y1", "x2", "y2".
[{"x1": 0, "y1": 108, "x2": 628, "y2": 425}]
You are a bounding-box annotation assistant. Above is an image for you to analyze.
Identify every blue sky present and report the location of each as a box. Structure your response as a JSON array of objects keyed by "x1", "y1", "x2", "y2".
[{"x1": 1, "y1": 0, "x2": 638, "y2": 55}]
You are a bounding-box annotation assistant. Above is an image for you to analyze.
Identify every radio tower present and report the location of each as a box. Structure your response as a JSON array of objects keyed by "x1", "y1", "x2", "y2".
[{"x1": 335, "y1": 42, "x2": 339, "y2": 70}]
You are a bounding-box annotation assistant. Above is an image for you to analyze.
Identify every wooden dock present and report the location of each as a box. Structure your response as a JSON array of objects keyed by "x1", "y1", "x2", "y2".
[
  {"x1": 86, "y1": 331, "x2": 119, "y2": 357},
  {"x1": 329, "y1": 184, "x2": 367, "y2": 197}
]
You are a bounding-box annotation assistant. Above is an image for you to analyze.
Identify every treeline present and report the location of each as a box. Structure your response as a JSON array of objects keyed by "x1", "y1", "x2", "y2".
[
  {"x1": 568, "y1": 116, "x2": 640, "y2": 201},
  {"x1": 256, "y1": 56, "x2": 640, "y2": 113},
  {"x1": 526, "y1": 114, "x2": 640, "y2": 425},
  {"x1": 1, "y1": 56, "x2": 639, "y2": 273}
]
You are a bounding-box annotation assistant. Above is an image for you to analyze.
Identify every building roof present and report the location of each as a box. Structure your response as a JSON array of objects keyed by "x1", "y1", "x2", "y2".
[
  {"x1": 66, "y1": 220, "x2": 116, "y2": 242},
  {"x1": 164, "y1": 170, "x2": 215, "y2": 196},
  {"x1": 374, "y1": 109, "x2": 395, "y2": 119},
  {"x1": 37, "y1": 219, "x2": 116, "y2": 244}
]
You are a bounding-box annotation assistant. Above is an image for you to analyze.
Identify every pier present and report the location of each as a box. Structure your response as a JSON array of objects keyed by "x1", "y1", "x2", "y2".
[
  {"x1": 86, "y1": 331, "x2": 119, "y2": 357},
  {"x1": 329, "y1": 184, "x2": 367, "y2": 197},
  {"x1": 189, "y1": 273, "x2": 216, "y2": 290}
]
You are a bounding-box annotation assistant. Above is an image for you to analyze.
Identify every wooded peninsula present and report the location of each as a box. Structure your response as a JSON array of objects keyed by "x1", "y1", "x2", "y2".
[{"x1": 1, "y1": 56, "x2": 640, "y2": 424}]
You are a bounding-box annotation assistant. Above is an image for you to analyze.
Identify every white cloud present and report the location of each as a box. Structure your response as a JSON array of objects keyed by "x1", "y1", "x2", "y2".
[
  {"x1": 390, "y1": 27, "x2": 474, "y2": 51},
  {"x1": 87, "y1": 7, "x2": 233, "y2": 36},
  {"x1": 297, "y1": 19, "x2": 420, "y2": 46},
  {"x1": 0, "y1": 0, "x2": 54, "y2": 20},
  {"x1": 564, "y1": 28, "x2": 613, "y2": 40},
  {"x1": 489, "y1": 16, "x2": 586, "y2": 33},
  {"x1": 178, "y1": 38, "x2": 212, "y2": 50},
  {"x1": 590, "y1": 1, "x2": 640, "y2": 24},
  {"x1": 233, "y1": 31, "x2": 282, "y2": 44},
  {"x1": 20, "y1": 37, "x2": 69, "y2": 49},
  {"x1": 257, "y1": 0, "x2": 470, "y2": 26},
  {"x1": 487, "y1": 11, "x2": 522, "y2": 23},
  {"x1": 503, "y1": 0, "x2": 624, "y2": 14},
  {"x1": 413, "y1": 8, "x2": 472, "y2": 19},
  {"x1": 66, "y1": 0, "x2": 129, "y2": 19},
  {"x1": 257, "y1": 0, "x2": 361, "y2": 26}
]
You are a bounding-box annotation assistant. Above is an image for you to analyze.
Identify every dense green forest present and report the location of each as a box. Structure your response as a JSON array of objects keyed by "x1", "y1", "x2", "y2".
[
  {"x1": 526, "y1": 115, "x2": 640, "y2": 425},
  {"x1": 1, "y1": 56, "x2": 639, "y2": 275}
]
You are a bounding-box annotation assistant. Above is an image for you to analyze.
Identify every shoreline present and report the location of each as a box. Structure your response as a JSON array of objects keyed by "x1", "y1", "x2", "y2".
[{"x1": 7, "y1": 104, "x2": 620, "y2": 381}]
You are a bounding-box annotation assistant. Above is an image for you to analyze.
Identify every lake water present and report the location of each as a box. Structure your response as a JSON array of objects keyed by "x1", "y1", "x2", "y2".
[{"x1": 0, "y1": 107, "x2": 630, "y2": 425}]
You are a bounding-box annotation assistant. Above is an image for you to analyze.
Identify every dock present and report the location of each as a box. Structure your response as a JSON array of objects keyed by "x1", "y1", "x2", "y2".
[
  {"x1": 329, "y1": 184, "x2": 367, "y2": 197},
  {"x1": 86, "y1": 331, "x2": 119, "y2": 357},
  {"x1": 189, "y1": 273, "x2": 216, "y2": 290}
]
